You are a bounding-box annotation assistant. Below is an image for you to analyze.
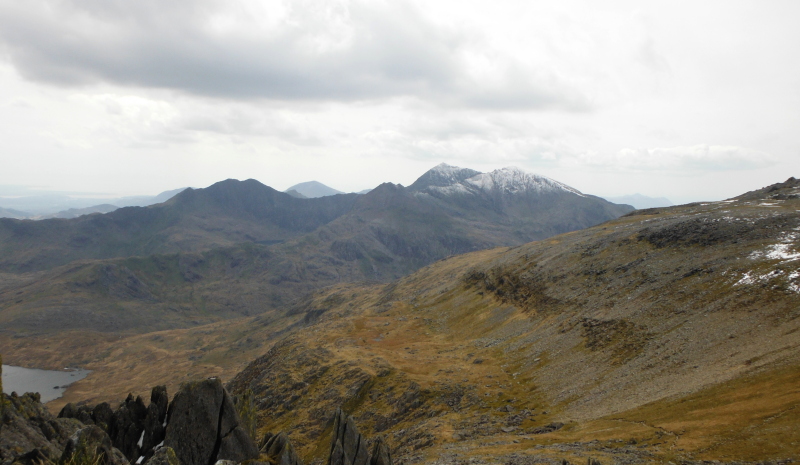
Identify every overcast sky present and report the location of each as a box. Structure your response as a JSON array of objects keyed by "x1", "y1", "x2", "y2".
[{"x1": 1, "y1": 0, "x2": 798, "y2": 203}]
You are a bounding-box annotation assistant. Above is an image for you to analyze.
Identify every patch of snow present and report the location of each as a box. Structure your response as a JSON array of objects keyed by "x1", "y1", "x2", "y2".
[
  {"x1": 155, "y1": 441, "x2": 164, "y2": 450},
  {"x1": 735, "y1": 269, "x2": 784, "y2": 286},
  {"x1": 735, "y1": 272, "x2": 756, "y2": 286},
  {"x1": 430, "y1": 163, "x2": 467, "y2": 176},
  {"x1": 466, "y1": 167, "x2": 585, "y2": 197},
  {"x1": 427, "y1": 183, "x2": 472, "y2": 196},
  {"x1": 136, "y1": 456, "x2": 144, "y2": 465},
  {"x1": 749, "y1": 232, "x2": 800, "y2": 263}
]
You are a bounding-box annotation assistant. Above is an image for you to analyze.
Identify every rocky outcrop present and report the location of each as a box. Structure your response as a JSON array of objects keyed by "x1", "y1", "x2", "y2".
[
  {"x1": 1, "y1": 392, "x2": 100, "y2": 465},
  {"x1": 260, "y1": 432, "x2": 303, "y2": 465},
  {"x1": 327, "y1": 409, "x2": 370, "y2": 465},
  {"x1": 58, "y1": 380, "x2": 258, "y2": 465},
  {"x1": 109, "y1": 393, "x2": 148, "y2": 460},
  {"x1": 61, "y1": 425, "x2": 129, "y2": 465},
  {"x1": 141, "y1": 386, "x2": 169, "y2": 461},
  {"x1": 164, "y1": 378, "x2": 259, "y2": 465},
  {"x1": 368, "y1": 438, "x2": 391, "y2": 465}
]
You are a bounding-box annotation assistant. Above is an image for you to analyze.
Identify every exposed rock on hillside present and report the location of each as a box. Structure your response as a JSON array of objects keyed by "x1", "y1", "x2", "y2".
[
  {"x1": 260, "y1": 432, "x2": 303, "y2": 465},
  {"x1": 56, "y1": 380, "x2": 258, "y2": 465},
  {"x1": 164, "y1": 378, "x2": 259, "y2": 465},
  {"x1": 329, "y1": 408, "x2": 369, "y2": 465}
]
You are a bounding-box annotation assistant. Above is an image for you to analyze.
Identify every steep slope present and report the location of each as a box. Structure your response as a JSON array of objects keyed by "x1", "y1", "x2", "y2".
[
  {"x1": 0, "y1": 179, "x2": 359, "y2": 272},
  {"x1": 223, "y1": 178, "x2": 800, "y2": 464}
]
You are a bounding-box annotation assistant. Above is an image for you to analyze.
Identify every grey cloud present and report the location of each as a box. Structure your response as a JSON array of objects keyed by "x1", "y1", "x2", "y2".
[{"x1": 0, "y1": 0, "x2": 589, "y2": 110}]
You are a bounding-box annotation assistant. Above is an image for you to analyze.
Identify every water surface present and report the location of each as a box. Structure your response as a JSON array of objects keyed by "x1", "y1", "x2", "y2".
[{"x1": 2, "y1": 364, "x2": 90, "y2": 403}]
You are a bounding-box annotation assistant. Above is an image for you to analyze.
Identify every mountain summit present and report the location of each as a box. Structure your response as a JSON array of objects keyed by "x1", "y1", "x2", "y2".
[
  {"x1": 408, "y1": 163, "x2": 481, "y2": 191},
  {"x1": 284, "y1": 181, "x2": 343, "y2": 198},
  {"x1": 411, "y1": 165, "x2": 584, "y2": 197}
]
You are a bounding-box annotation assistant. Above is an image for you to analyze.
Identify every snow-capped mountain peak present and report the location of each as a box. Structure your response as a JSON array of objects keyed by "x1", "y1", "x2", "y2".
[
  {"x1": 466, "y1": 167, "x2": 584, "y2": 197},
  {"x1": 408, "y1": 163, "x2": 482, "y2": 191}
]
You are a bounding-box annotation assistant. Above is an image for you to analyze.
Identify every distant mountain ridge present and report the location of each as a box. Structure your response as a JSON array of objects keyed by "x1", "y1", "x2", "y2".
[
  {"x1": 0, "y1": 165, "x2": 633, "y2": 335},
  {"x1": 0, "y1": 180, "x2": 359, "y2": 272}
]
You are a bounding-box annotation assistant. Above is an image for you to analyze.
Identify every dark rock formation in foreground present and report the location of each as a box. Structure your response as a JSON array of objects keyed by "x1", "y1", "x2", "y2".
[
  {"x1": 164, "y1": 378, "x2": 259, "y2": 465},
  {"x1": 60, "y1": 424, "x2": 129, "y2": 465},
  {"x1": 0, "y1": 392, "x2": 86, "y2": 465},
  {"x1": 56, "y1": 378, "x2": 258, "y2": 465},
  {"x1": 2, "y1": 381, "x2": 389, "y2": 465}
]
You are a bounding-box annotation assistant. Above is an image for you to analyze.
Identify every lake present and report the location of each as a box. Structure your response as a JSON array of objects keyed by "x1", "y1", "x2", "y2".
[{"x1": 2, "y1": 364, "x2": 90, "y2": 403}]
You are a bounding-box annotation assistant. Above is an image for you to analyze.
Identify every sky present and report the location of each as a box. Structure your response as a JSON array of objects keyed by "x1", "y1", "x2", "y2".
[{"x1": 0, "y1": 0, "x2": 798, "y2": 204}]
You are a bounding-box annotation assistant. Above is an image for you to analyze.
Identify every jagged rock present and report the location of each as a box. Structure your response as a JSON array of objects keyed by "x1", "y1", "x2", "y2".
[
  {"x1": 109, "y1": 394, "x2": 148, "y2": 461},
  {"x1": 261, "y1": 432, "x2": 303, "y2": 465},
  {"x1": 368, "y1": 437, "x2": 392, "y2": 465},
  {"x1": 93, "y1": 402, "x2": 115, "y2": 431},
  {"x1": 257, "y1": 432, "x2": 274, "y2": 450},
  {"x1": 59, "y1": 402, "x2": 99, "y2": 426},
  {"x1": 141, "y1": 386, "x2": 169, "y2": 460},
  {"x1": 58, "y1": 403, "x2": 79, "y2": 420},
  {"x1": 1, "y1": 392, "x2": 83, "y2": 464},
  {"x1": 142, "y1": 446, "x2": 180, "y2": 465},
  {"x1": 163, "y1": 378, "x2": 258, "y2": 465},
  {"x1": 60, "y1": 425, "x2": 129, "y2": 465},
  {"x1": 328, "y1": 409, "x2": 369, "y2": 465}
]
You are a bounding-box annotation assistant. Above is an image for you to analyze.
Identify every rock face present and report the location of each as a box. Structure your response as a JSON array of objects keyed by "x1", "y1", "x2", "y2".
[
  {"x1": 163, "y1": 378, "x2": 259, "y2": 465},
  {"x1": 109, "y1": 393, "x2": 148, "y2": 460},
  {"x1": 141, "y1": 386, "x2": 169, "y2": 460},
  {"x1": 328, "y1": 409, "x2": 369, "y2": 465},
  {"x1": 260, "y1": 432, "x2": 303, "y2": 465}
]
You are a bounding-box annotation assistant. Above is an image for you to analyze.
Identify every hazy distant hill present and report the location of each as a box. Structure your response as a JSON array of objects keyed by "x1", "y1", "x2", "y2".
[
  {"x1": 605, "y1": 193, "x2": 672, "y2": 209},
  {"x1": 0, "y1": 207, "x2": 29, "y2": 219},
  {"x1": 0, "y1": 179, "x2": 359, "y2": 272},
  {"x1": 41, "y1": 204, "x2": 119, "y2": 219},
  {"x1": 284, "y1": 181, "x2": 343, "y2": 198},
  {"x1": 0, "y1": 187, "x2": 189, "y2": 217}
]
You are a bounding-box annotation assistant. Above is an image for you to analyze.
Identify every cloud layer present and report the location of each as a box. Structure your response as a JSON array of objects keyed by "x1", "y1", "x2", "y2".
[{"x1": 0, "y1": 0, "x2": 587, "y2": 110}]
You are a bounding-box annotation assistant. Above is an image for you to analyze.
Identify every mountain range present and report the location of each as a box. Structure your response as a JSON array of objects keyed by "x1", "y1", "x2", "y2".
[
  {"x1": 3, "y1": 167, "x2": 798, "y2": 464},
  {"x1": 0, "y1": 165, "x2": 631, "y2": 336}
]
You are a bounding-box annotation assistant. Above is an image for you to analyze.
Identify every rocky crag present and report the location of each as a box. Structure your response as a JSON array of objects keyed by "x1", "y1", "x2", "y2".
[{"x1": 1, "y1": 379, "x2": 392, "y2": 465}]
